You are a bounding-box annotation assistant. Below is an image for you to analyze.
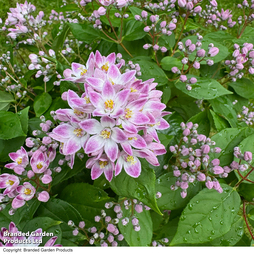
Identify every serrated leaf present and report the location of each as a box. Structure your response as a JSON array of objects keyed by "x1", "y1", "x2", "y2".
[
  {"x1": 228, "y1": 78, "x2": 254, "y2": 99},
  {"x1": 161, "y1": 56, "x2": 187, "y2": 71},
  {"x1": 18, "y1": 106, "x2": 29, "y2": 134},
  {"x1": 33, "y1": 92, "x2": 52, "y2": 117},
  {"x1": 132, "y1": 57, "x2": 168, "y2": 86},
  {"x1": 209, "y1": 96, "x2": 238, "y2": 127},
  {"x1": 209, "y1": 109, "x2": 230, "y2": 132},
  {"x1": 170, "y1": 184, "x2": 241, "y2": 245},
  {"x1": 123, "y1": 20, "x2": 146, "y2": 41},
  {"x1": 174, "y1": 75, "x2": 232, "y2": 100},
  {"x1": 0, "y1": 111, "x2": 25, "y2": 139},
  {"x1": 156, "y1": 172, "x2": 202, "y2": 211},
  {"x1": 110, "y1": 168, "x2": 161, "y2": 215},
  {"x1": 188, "y1": 110, "x2": 210, "y2": 136}
]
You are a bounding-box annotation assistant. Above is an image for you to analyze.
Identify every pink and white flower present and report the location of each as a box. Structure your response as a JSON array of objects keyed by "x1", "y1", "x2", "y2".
[
  {"x1": 5, "y1": 146, "x2": 29, "y2": 175},
  {"x1": 80, "y1": 116, "x2": 127, "y2": 162}
]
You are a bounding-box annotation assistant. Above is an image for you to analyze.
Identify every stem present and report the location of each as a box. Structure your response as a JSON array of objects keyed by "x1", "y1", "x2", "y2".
[
  {"x1": 119, "y1": 42, "x2": 133, "y2": 58},
  {"x1": 235, "y1": 166, "x2": 254, "y2": 188},
  {"x1": 243, "y1": 201, "x2": 254, "y2": 240},
  {"x1": 171, "y1": 12, "x2": 189, "y2": 56}
]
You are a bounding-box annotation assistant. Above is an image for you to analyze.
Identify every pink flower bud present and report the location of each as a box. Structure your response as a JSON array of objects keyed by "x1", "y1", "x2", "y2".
[
  {"x1": 206, "y1": 180, "x2": 213, "y2": 189},
  {"x1": 194, "y1": 6, "x2": 202, "y2": 13},
  {"x1": 193, "y1": 61, "x2": 200, "y2": 69},
  {"x1": 197, "y1": 173, "x2": 206, "y2": 181},
  {"x1": 178, "y1": 0, "x2": 186, "y2": 8},
  {"x1": 189, "y1": 77, "x2": 197, "y2": 84},
  {"x1": 38, "y1": 191, "x2": 50, "y2": 202},
  {"x1": 171, "y1": 67, "x2": 179, "y2": 73},
  {"x1": 244, "y1": 151, "x2": 252, "y2": 161},
  {"x1": 180, "y1": 75, "x2": 187, "y2": 82},
  {"x1": 185, "y1": 39, "x2": 192, "y2": 47},
  {"x1": 141, "y1": 11, "x2": 148, "y2": 18},
  {"x1": 208, "y1": 47, "x2": 219, "y2": 57},
  {"x1": 41, "y1": 174, "x2": 52, "y2": 184},
  {"x1": 27, "y1": 170, "x2": 35, "y2": 178},
  {"x1": 98, "y1": 7, "x2": 106, "y2": 16},
  {"x1": 135, "y1": 204, "x2": 143, "y2": 213},
  {"x1": 210, "y1": 0, "x2": 217, "y2": 7},
  {"x1": 188, "y1": 44, "x2": 196, "y2": 52},
  {"x1": 197, "y1": 49, "x2": 206, "y2": 57},
  {"x1": 213, "y1": 166, "x2": 224, "y2": 174},
  {"x1": 160, "y1": 21, "x2": 167, "y2": 28},
  {"x1": 186, "y1": 2, "x2": 193, "y2": 10}
]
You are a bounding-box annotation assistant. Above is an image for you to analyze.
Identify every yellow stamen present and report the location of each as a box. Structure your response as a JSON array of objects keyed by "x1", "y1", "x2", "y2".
[
  {"x1": 73, "y1": 109, "x2": 85, "y2": 117},
  {"x1": 130, "y1": 88, "x2": 137, "y2": 93},
  {"x1": 126, "y1": 155, "x2": 136, "y2": 165},
  {"x1": 73, "y1": 128, "x2": 83, "y2": 137},
  {"x1": 125, "y1": 108, "x2": 133, "y2": 119},
  {"x1": 101, "y1": 61, "x2": 109, "y2": 72},
  {"x1": 84, "y1": 96, "x2": 90, "y2": 104},
  {"x1": 109, "y1": 78, "x2": 115, "y2": 85},
  {"x1": 104, "y1": 99, "x2": 114, "y2": 110},
  {"x1": 99, "y1": 161, "x2": 108, "y2": 169},
  {"x1": 24, "y1": 188, "x2": 31, "y2": 195},
  {"x1": 37, "y1": 162, "x2": 43, "y2": 169},
  {"x1": 78, "y1": 67, "x2": 87, "y2": 76},
  {"x1": 16, "y1": 157, "x2": 22, "y2": 165},
  {"x1": 7, "y1": 180, "x2": 14, "y2": 186},
  {"x1": 128, "y1": 137, "x2": 137, "y2": 141},
  {"x1": 100, "y1": 130, "x2": 111, "y2": 139}
]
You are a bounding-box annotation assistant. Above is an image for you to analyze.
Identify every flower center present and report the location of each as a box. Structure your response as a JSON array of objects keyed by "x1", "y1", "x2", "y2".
[
  {"x1": 109, "y1": 78, "x2": 115, "y2": 85},
  {"x1": 99, "y1": 161, "x2": 108, "y2": 169},
  {"x1": 74, "y1": 109, "x2": 85, "y2": 117},
  {"x1": 125, "y1": 108, "x2": 133, "y2": 119},
  {"x1": 104, "y1": 99, "x2": 114, "y2": 111},
  {"x1": 126, "y1": 155, "x2": 136, "y2": 165},
  {"x1": 37, "y1": 162, "x2": 43, "y2": 169},
  {"x1": 6, "y1": 180, "x2": 14, "y2": 186},
  {"x1": 101, "y1": 61, "x2": 109, "y2": 72},
  {"x1": 130, "y1": 87, "x2": 137, "y2": 93},
  {"x1": 73, "y1": 128, "x2": 83, "y2": 137},
  {"x1": 100, "y1": 129, "x2": 111, "y2": 139},
  {"x1": 24, "y1": 188, "x2": 32, "y2": 195},
  {"x1": 16, "y1": 157, "x2": 22, "y2": 165},
  {"x1": 84, "y1": 96, "x2": 90, "y2": 104},
  {"x1": 128, "y1": 137, "x2": 137, "y2": 141},
  {"x1": 79, "y1": 67, "x2": 87, "y2": 76}
]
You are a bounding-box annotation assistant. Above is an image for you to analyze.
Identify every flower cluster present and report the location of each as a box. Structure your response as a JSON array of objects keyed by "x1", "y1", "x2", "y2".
[
  {"x1": 0, "y1": 117, "x2": 65, "y2": 212},
  {"x1": 237, "y1": 0, "x2": 254, "y2": 25},
  {"x1": 199, "y1": 0, "x2": 236, "y2": 30},
  {"x1": 69, "y1": 197, "x2": 153, "y2": 246},
  {"x1": 168, "y1": 122, "x2": 230, "y2": 198},
  {"x1": 0, "y1": 222, "x2": 61, "y2": 247},
  {"x1": 49, "y1": 51, "x2": 169, "y2": 181},
  {"x1": 2, "y1": 1, "x2": 46, "y2": 39},
  {"x1": 225, "y1": 43, "x2": 254, "y2": 81},
  {"x1": 237, "y1": 103, "x2": 254, "y2": 125}
]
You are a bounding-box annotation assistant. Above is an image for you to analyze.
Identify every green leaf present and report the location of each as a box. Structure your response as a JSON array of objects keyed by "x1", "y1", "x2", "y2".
[
  {"x1": 68, "y1": 23, "x2": 100, "y2": 43},
  {"x1": 33, "y1": 92, "x2": 52, "y2": 117},
  {"x1": 52, "y1": 24, "x2": 70, "y2": 53},
  {"x1": 188, "y1": 110, "x2": 210, "y2": 136},
  {"x1": 60, "y1": 183, "x2": 111, "y2": 208},
  {"x1": 0, "y1": 91, "x2": 15, "y2": 103},
  {"x1": 158, "y1": 34, "x2": 175, "y2": 49},
  {"x1": 209, "y1": 215, "x2": 244, "y2": 246},
  {"x1": 22, "y1": 217, "x2": 62, "y2": 246},
  {"x1": 0, "y1": 137, "x2": 26, "y2": 162},
  {"x1": 161, "y1": 56, "x2": 187, "y2": 71},
  {"x1": 209, "y1": 109, "x2": 230, "y2": 132},
  {"x1": 174, "y1": 75, "x2": 232, "y2": 100},
  {"x1": 199, "y1": 63, "x2": 226, "y2": 79},
  {"x1": 156, "y1": 172, "x2": 202, "y2": 211},
  {"x1": 162, "y1": 85, "x2": 171, "y2": 105},
  {"x1": 118, "y1": 203, "x2": 153, "y2": 246},
  {"x1": 210, "y1": 127, "x2": 254, "y2": 166},
  {"x1": 0, "y1": 111, "x2": 25, "y2": 139},
  {"x1": 209, "y1": 96, "x2": 238, "y2": 127},
  {"x1": 18, "y1": 106, "x2": 29, "y2": 134},
  {"x1": 110, "y1": 168, "x2": 161, "y2": 215},
  {"x1": 36, "y1": 198, "x2": 85, "y2": 243},
  {"x1": 132, "y1": 56, "x2": 168, "y2": 86},
  {"x1": 239, "y1": 184, "x2": 254, "y2": 202},
  {"x1": 170, "y1": 184, "x2": 241, "y2": 245},
  {"x1": 0, "y1": 199, "x2": 40, "y2": 229},
  {"x1": 123, "y1": 20, "x2": 146, "y2": 41},
  {"x1": 228, "y1": 78, "x2": 254, "y2": 99},
  {"x1": 204, "y1": 31, "x2": 235, "y2": 44}
]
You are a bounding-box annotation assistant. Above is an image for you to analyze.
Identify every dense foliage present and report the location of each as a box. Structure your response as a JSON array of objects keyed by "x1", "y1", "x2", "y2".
[{"x1": 0, "y1": 0, "x2": 254, "y2": 247}]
